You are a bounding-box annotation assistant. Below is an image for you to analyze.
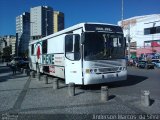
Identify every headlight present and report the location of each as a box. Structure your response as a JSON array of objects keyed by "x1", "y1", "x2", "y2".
[
  {"x1": 90, "y1": 69, "x2": 93, "y2": 73},
  {"x1": 86, "y1": 69, "x2": 98, "y2": 74},
  {"x1": 86, "y1": 69, "x2": 90, "y2": 74},
  {"x1": 94, "y1": 69, "x2": 97, "y2": 73}
]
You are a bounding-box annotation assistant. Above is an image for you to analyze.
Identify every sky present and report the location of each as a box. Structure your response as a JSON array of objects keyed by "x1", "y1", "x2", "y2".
[{"x1": 0, "y1": 0, "x2": 160, "y2": 36}]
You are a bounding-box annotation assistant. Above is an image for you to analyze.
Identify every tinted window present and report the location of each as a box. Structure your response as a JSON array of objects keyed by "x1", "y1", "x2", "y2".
[
  {"x1": 83, "y1": 32, "x2": 125, "y2": 60},
  {"x1": 144, "y1": 26, "x2": 160, "y2": 35},
  {"x1": 144, "y1": 28, "x2": 150, "y2": 35},
  {"x1": 65, "y1": 35, "x2": 73, "y2": 52},
  {"x1": 65, "y1": 34, "x2": 81, "y2": 61},
  {"x1": 31, "y1": 44, "x2": 34, "y2": 55}
]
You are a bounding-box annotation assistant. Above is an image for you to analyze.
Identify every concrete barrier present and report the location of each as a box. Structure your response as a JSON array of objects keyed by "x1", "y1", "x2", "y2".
[
  {"x1": 53, "y1": 78, "x2": 59, "y2": 90},
  {"x1": 26, "y1": 69, "x2": 30, "y2": 76},
  {"x1": 141, "y1": 90, "x2": 150, "y2": 106},
  {"x1": 23, "y1": 69, "x2": 27, "y2": 74},
  {"x1": 37, "y1": 72, "x2": 41, "y2": 81},
  {"x1": 31, "y1": 71, "x2": 36, "y2": 78},
  {"x1": 43, "y1": 75, "x2": 48, "y2": 84},
  {"x1": 101, "y1": 86, "x2": 109, "y2": 102},
  {"x1": 68, "y1": 82, "x2": 75, "y2": 96}
]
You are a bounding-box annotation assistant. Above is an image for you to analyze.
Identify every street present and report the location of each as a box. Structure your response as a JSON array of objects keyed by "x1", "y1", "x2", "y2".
[{"x1": 0, "y1": 63, "x2": 160, "y2": 120}]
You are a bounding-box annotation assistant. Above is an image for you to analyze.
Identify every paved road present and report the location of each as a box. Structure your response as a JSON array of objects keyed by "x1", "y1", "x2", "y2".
[{"x1": 0, "y1": 63, "x2": 160, "y2": 120}]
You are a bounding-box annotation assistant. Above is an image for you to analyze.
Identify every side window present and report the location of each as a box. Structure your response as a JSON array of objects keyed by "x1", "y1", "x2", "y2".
[
  {"x1": 42, "y1": 40, "x2": 47, "y2": 54},
  {"x1": 31, "y1": 44, "x2": 34, "y2": 55},
  {"x1": 65, "y1": 34, "x2": 81, "y2": 60},
  {"x1": 65, "y1": 35, "x2": 73, "y2": 52}
]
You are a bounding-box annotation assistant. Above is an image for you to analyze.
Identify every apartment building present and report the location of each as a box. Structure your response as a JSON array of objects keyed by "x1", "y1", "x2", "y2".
[
  {"x1": 16, "y1": 12, "x2": 30, "y2": 55},
  {"x1": 118, "y1": 14, "x2": 160, "y2": 57},
  {"x1": 53, "y1": 11, "x2": 64, "y2": 33},
  {"x1": 30, "y1": 6, "x2": 53, "y2": 40}
]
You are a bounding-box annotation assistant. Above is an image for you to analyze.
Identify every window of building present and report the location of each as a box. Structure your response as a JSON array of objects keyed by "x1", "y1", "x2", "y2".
[
  {"x1": 156, "y1": 26, "x2": 160, "y2": 33},
  {"x1": 150, "y1": 27, "x2": 156, "y2": 34},
  {"x1": 144, "y1": 28, "x2": 150, "y2": 35},
  {"x1": 42, "y1": 40, "x2": 47, "y2": 54},
  {"x1": 144, "y1": 26, "x2": 160, "y2": 35}
]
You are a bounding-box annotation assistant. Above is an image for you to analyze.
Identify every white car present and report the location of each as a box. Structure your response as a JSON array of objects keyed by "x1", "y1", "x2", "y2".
[
  {"x1": 152, "y1": 59, "x2": 160, "y2": 68},
  {"x1": 156, "y1": 61, "x2": 160, "y2": 68}
]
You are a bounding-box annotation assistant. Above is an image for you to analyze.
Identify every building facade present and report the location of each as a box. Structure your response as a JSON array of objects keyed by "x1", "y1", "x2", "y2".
[
  {"x1": 6, "y1": 35, "x2": 16, "y2": 55},
  {"x1": 118, "y1": 14, "x2": 160, "y2": 58},
  {"x1": 30, "y1": 6, "x2": 53, "y2": 40},
  {"x1": 53, "y1": 11, "x2": 64, "y2": 33},
  {"x1": 0, "y1": 35, "x2": 16, "y2": 56},
  {"x1": 16, "y1": 12, "x2": 30, "y2": 56},
  {"x1": 0, "y1": 37, "x2": 6, "y2": 53}
]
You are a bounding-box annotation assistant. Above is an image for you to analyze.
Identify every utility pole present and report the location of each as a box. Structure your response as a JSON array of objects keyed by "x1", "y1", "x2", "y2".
[
  {"x1": 152, "y1": 22, "x2": 156, "y2": 53},
  {"x1": 127, "y1": 24, "x2": 131, "y2": 60},
  {"x1": 121, "y1": 0, "x2": 124, "y2": 27}
]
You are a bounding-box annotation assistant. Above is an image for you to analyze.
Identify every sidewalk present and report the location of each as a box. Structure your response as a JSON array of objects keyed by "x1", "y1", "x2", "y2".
[{"x1": 0, "y1": 65, "x2": 160, "y2": 120}]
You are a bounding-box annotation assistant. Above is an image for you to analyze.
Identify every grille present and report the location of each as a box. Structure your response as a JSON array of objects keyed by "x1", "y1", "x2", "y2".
[{"x1": 99, "y1": 67, "x2": 119, "y2": 73}]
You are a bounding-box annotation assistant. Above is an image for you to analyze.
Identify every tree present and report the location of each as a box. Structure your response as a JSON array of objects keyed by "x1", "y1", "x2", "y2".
[{"x1": 3, "y1": 46, "x2": 12, "y2": 61}]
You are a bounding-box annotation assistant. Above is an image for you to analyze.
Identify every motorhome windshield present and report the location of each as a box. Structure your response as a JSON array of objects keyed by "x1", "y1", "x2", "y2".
[{"x1": 83, "y1": 32, "x2": 125, "y2": 60}]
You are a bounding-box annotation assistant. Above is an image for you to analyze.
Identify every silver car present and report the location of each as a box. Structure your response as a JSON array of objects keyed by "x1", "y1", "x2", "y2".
[
  {"x1": 156, "y1": 61, "x2": 160, "y2": 68},
  {"x1": 152, "y1": 59, "x2": 160, "y2": 68}
]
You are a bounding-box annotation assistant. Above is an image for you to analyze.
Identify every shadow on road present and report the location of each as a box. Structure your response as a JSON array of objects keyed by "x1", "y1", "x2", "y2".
[
  {"x1": 0, "y1": 68, "x2": 28, "y2": 83},
  {"x1": 79, "y1": 74, "x2": 148, "y2": 90},
  {"x1": 0, "y1": 66, "x2": 12, "y2": 74},
  {"x1": 0, "y1": 74, "x2": 28, "y2": 82}
]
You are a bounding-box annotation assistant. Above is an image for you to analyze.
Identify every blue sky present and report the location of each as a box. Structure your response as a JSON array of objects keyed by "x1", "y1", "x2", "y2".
[{"x1": 0, "y1": 0, "x2": 160, "y2": 36}]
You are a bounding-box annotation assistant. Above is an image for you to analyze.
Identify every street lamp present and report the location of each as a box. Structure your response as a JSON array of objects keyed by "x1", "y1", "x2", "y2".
[
  {"x1": 121, "y1": 0, "x2": 124, "y2": 27},
  {"x1": 125, "y1": 20, "x2": 131, "y2": 61},
  {"x1": 152, "y1": 22, "x2": 156, "y2": 53}
]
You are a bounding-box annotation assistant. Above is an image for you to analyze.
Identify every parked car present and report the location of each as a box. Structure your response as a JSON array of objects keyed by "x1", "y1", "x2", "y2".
[
  {"x1": 8, "y1": 57, "x2": 29, "y2": 68},
  {"x1": 137, "y1": 60, "x2": 154, "y2": 69},
  {"x1": 152, "y1": 59, "x2": 160, "y2": 68},
  {"x1": 152, "y1": 59, "x2": 159, "y2": 66},
  {"x1": 21, "y1": 58, "x2": 29, "y2": 68},
  {"x1": 137, "y1": 60, "x2": 146, "y2": 68},
  {"x1": 8, "y1": 57, "x2": 21, "y2": 66},
  {"x1": 156, "y1": 61, "x2": 160, "y2": 68}
]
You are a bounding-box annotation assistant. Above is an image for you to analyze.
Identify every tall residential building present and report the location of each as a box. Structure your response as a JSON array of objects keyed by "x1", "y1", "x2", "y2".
[
  {"x1": 0, "y1": 37, "x2": 6, "y2": 54},
  {"x1": 16, "y1": 12, "x2": 30, "y2": 56},
  {"x1": 0, "y1": 35, "x2": 16, "y2": 55},
  {"x1": 118, "y1": 14, "x2": 160, "y2": 58},
  {"x1": 53, "y1": 11, "x2": 64, "y2": 33},
  {"x1": 30, "y1": 6, "x2": 53, "y2": 40}
]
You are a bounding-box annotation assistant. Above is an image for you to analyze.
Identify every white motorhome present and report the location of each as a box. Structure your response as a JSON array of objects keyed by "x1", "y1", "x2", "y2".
[{"x1": 29, "y1": 22, "x2": 127, "y2": 85}]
